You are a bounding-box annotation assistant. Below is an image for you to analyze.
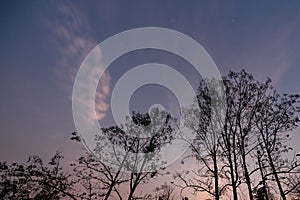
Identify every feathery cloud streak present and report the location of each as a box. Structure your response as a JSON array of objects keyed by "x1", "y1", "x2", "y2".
[{"x1": 48, "y1": 2, "x2": 110, "y2": 120}]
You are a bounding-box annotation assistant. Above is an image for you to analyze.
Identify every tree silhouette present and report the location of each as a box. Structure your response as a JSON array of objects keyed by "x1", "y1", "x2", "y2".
[
  {"x1": 154, "y1": 183, "x2": 176, "y2": 200},
  {"x1": 0, "y1": 108, "x2": 176, "y2": 200},
  {"x1": 175, "y1": 70, "x2": 300, "y2": 200},
  {"x1": 71, "y1": 108, "x2": 175, "y2": 199},
  {"x1": 0, "y1": 152, "x2": 75, "y2": 200},
  {"x1": 254, "y1": 86, "x2": 300, "y2": 200},
  {"x1": 175, "y1": 78, "x2": 228, "y2": 200},
  {"x1": 1, "y1": 70, "x2": 300, "y2": 200},
  {"x1": 286, "y1": 174, "x2": 300, "y2": 200}
]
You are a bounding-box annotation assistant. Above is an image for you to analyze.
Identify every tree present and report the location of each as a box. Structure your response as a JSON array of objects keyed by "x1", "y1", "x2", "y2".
[
  {"x1": 175, "y1": 78, "x2": 228, "y2": 200},
  {"x1": 175, "y1": 70, "x2": 300, "y2": 200},
  {"x1": 0, "y1": 107, "x2": 175, "y2": 200},
  {"x1": 286, "y1": 174, "x2": 300, "y2": 199},
  {"x1": 0, "y1": 152, "x2": 75, "y2": 200},
  {"x1": 154, "y1": 183, "x2": 176, "y2": 200},
  {"x1": 71, "y1": 108, "x2": 175, "y2": 199},
  {"x1": 103, "y1": 109, "x2": 174, "y2": 200},
  {"x1": 254, "y1": 186, "x2": 267, "y2": 200},
  {"x1": 2, "y1": 70, "x2": 299, "y2": 200},
  {"x1": 254, "y1": 80, "x2": 300, "y2": 200}
]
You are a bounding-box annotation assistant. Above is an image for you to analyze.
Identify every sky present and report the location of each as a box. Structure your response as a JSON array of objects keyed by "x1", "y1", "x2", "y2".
[{"x1": 1, "y1": 1, "x2": 300, "y2": 199}]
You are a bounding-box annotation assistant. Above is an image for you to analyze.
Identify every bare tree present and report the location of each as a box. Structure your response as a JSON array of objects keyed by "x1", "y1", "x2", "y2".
[
  {"x1": 0, "y1": 152, "x2": 76, "y2": 200},
  {"x1": 254, "y1": 83, "x2": 300, "y2": 200},
  {"x1": 2, "y1": 70, "x2": 299, "y2": 200},
  {"x1": 175, "y1": 70, "x2": 300, "y2": 200},
  {"x1": 71, "y1": 108, "x2": 175, "y2": 200},
  {"x1": 175, "y1": 78, "x2": 228, "y2": 200}
]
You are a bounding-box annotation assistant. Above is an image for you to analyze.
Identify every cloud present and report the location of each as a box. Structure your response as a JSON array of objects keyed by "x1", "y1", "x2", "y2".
[
  {"x1": 251, "y1": 16, "x2": 300, "y2": 86},
  {"x1": 96, "y1": 71, "x2": 111, "y2": 120},
  {"x1": 46, "y1": 1, "x2": 110, "y2": 120}
]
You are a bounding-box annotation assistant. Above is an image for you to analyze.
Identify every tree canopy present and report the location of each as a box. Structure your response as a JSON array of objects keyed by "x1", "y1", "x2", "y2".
[{"x1": 1, "y1": 70, "x2": 300, "y2": 200}]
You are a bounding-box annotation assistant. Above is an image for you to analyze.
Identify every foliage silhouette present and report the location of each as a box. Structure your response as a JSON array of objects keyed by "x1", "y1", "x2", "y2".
[
  {"x1": 71, "y1": 108, "x2": 176, "y2": 200},
  {"x1": 0, "y1": 152, "x2": 75, "y2": 200},
  {"x1": 175, "y1": 70, "x2": 300, "y2": 200},
  {"x1": 1, "y1": 70, "x2": 300, "y2": 200}
]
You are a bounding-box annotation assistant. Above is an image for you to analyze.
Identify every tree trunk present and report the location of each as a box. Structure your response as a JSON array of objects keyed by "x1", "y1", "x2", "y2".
[
  {"x1": 267, "y1": 151, "x2": 286, "y2": 200},
  {"x1": 243, "y1": 160, "x2": 254, "y2": 200},
  {"x1": 241, "y1": 142, "x2": 254, "y2": 200},
  {"x1": 231, "y1": 136, "x2": 239, "y2": 200},
  {"x1": 127, "y1": 179, "x2": 139, "y2": 200},
  {"x1": 104, "y1": 180, "x2": 116, "y2": 200},
  {"x1": 228, "y1": 149, "x2": 238, "y2": 200},
  {"x1": 257, "y1": 155, "x2": 269, "y2": 200},
  {"x1": 127, "y1": 154, "x2": 148, "y2": 200},
  {"x1": 213, "y1": 152, "x2": 220, "y2": 200}
]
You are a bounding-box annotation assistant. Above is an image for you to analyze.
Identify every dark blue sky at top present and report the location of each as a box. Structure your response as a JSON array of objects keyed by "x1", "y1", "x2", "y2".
[{"x1": 0, "y1": 0, "x2": 300, "y2": 163}]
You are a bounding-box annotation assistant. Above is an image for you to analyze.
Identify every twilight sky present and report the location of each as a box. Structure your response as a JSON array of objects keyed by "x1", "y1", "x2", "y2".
[{"x1": 1, "y1": 1, "x2": 300, "y2": 198}]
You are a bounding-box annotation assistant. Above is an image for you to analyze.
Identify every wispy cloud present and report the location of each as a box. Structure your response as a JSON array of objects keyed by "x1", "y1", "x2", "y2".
[
  {"x1": 251, "y1": 16, "x2": 300, "y2": 86},
  {"x1": 46, "y1": 1, "x2": 110, "y2": 120}
]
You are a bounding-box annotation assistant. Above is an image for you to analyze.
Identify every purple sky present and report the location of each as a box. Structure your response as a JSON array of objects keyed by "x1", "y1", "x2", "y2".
[{"x1": 1, "y1": 1, "x2": 300, "y2": 198}]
